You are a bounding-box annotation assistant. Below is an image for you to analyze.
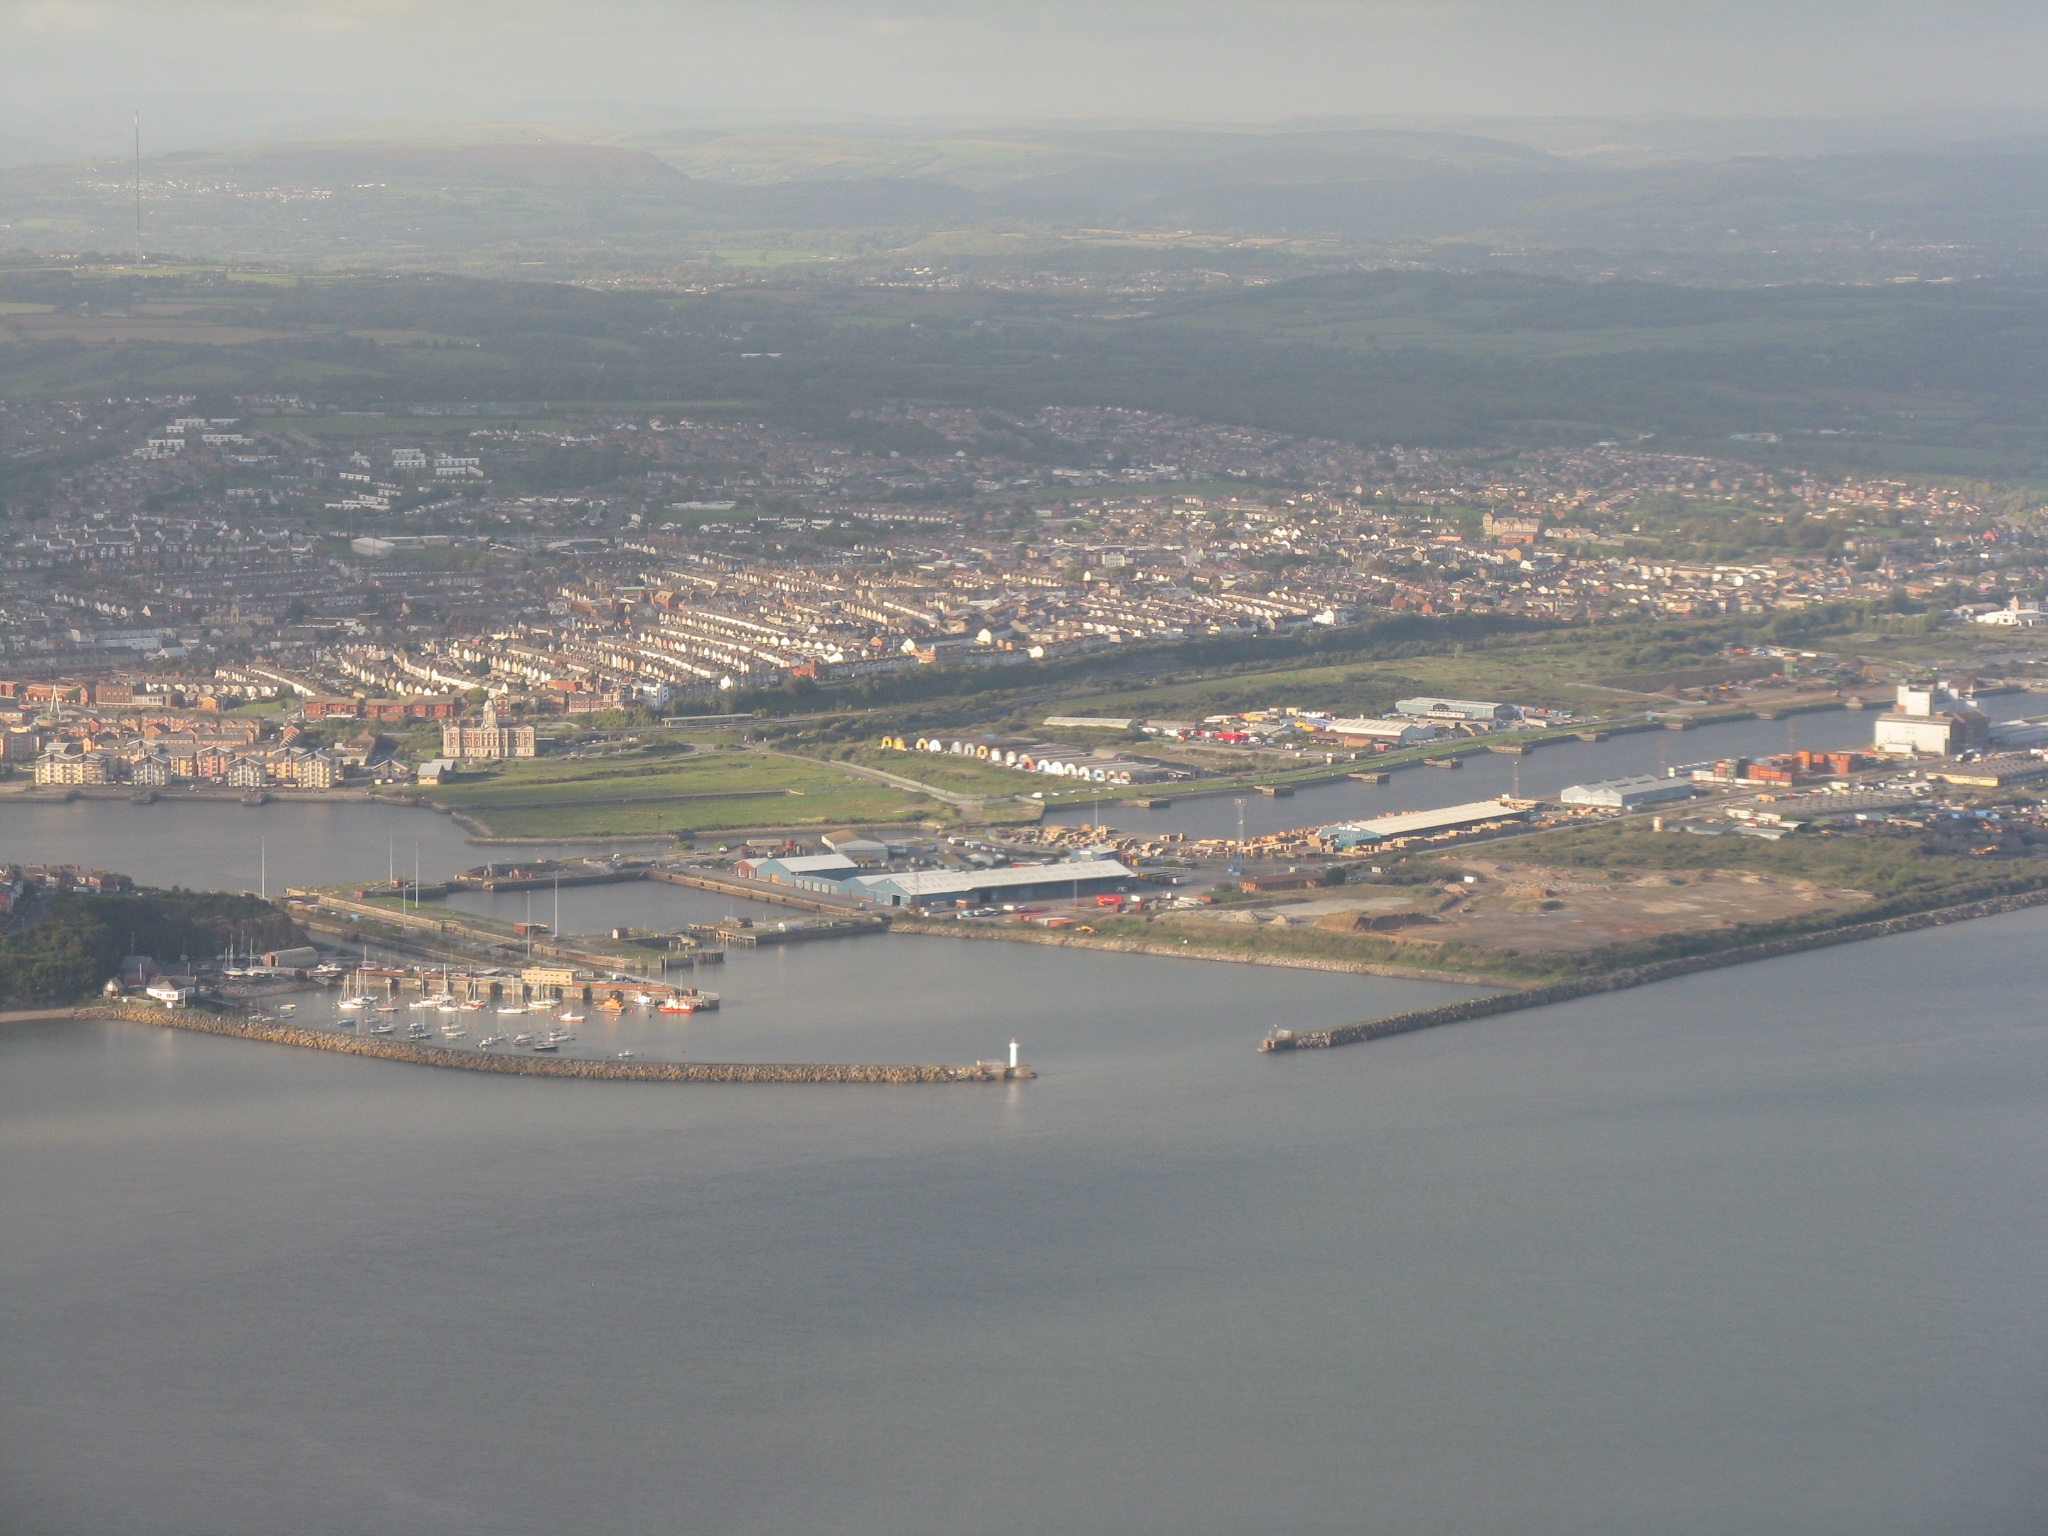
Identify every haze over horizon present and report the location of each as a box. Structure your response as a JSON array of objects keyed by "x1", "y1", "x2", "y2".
[{"x1": 6, "y1": 0, "x2": 2048, "y2": 166}]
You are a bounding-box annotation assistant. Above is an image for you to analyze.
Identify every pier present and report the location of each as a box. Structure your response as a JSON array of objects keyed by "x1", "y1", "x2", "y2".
[
  {"x1": 687, "y1": 916, "x2": 888, "y2": 948},
  {"x1": 454, "y1": 862, "x2": 647, "y2": 893}
]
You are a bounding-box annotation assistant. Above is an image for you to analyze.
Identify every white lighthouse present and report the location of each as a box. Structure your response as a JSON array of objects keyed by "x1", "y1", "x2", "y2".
[{"x1": 1009, "y1": 1037, "x2": 1020, "y2": 1070}]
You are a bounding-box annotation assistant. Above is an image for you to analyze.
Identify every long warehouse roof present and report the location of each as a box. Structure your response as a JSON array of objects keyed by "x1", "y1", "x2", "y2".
[
  {"x1": 1319, "y1": 800, "x2": 1529, "y2": 840},
  {"x1": 854, "y1": 859, "x2": 1135, "y2": 898}
]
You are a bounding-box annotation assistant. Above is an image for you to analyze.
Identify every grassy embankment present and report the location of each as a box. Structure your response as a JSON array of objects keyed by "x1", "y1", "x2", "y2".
[
  {"x1": 1073, "y1": 822, "x2": 2048, "y2": 983},
  {"x1": 420, "y1": 748, "x2": 951, "y2": 838}
]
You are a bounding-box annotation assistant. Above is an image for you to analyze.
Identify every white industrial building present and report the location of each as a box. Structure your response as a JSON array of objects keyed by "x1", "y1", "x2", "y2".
[
  {"x1": 1325, "y1": 717, "x2": 1443, "y2": 746},
  {"x1": 1394, "y1": 697, "x2": 1518, "y2": 724},
  {"x1": 851, "y1": 859, "x2": 1136, "y2": 909},
  {"x1": 1559, "y1": 775, "x2": 1698, "y2": 811},
  {"x1": 1317, "y1": 800, "x2": 1533, "y2": 850},
  {"x1": 1872, "y1": 682, "x2": 1990, "y2": 757}
]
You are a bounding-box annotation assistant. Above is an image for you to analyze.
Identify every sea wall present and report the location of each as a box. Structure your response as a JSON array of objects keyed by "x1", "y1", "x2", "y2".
[
  {"x1": 85, "y1": 1006, "x2": 1028, "y2": 1082},
  {"x1": 1261, "y1": 887, "x2": 2048, "y2": 1052}
]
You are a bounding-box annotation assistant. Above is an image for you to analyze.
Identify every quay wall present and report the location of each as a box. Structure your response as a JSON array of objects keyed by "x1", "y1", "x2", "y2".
[
  {"x1": 648, "y1": 867, "x2": 876, "y2": 914},
  {"x1": 1262, "y1": 886, "x2": 2048, "y2": 1054},
  {"x1": 83, "y1": 1005, "x2": 1023, "y2": 1083}
]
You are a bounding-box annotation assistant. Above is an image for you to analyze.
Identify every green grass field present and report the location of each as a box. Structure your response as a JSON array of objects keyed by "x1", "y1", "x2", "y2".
[
  {"x1": 424, "y1": 749, "x2": 949, "y2": 836},
  {"x1": 820, "y1": 743, "x2": 1039, "y2": 796}
]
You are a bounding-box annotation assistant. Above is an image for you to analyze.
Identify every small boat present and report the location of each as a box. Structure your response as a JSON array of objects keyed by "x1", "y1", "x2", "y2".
[
  {"x1": 633, "y1": 993, "x2": 655, "y2": 1007},
  {"x1": 530, "y1": 1039, "x2": 560, "y2": 1052},
  {"x1": 497, "y1": 1006, "x2": 526, "y2": 1016},
  {"x1": 409, "y1": 997, "x2": 436, "y2": 1010},
  {"x1": 615, "y1": 1051, "x2": 635, "y2": 1060},
  {"x1": 597, "y1": 998, "x2": 626, "y2": 1014},
  {"x1": 557, "y1": 1011, "x2": 587, "y2": 1024},
  {"x1": 437, "y1": 1001, "x2": 459, "y2": 1014},
  {"x1": 277, "y1": 1003, "x2": 296, "y2": 1014},
  {"x1": 512, "y1": 1033, "x2": 534, "y2": 1047},
  {"x1": 527, "y1": 1000, "x2": 555, "y2": 1014},
  {"x1": 375, "y1": 1003, "x2": 399, "y2": 1014},
  {"x1": 460, "y1": 999, "x2": 488, "y2": 1012},
  {"x1": 440, "y1": 1024, "x2": 468, "y2": 1039},
  {"x1": 336, "y1": 1017, "x2": 356, "y2": 1029},
  {"x1": 406, "y1": 1021, "x2": 430, "y2": 1039},
  {"x1": 369, "y1": 1022, "x2": 395, "y2": 1035},
  {"x1": 479, "y1": 1035, "x2": 504, "y2": 1048},
  {"x1": 336, "y1": 996, "x2": 366, "y2": 1011}
]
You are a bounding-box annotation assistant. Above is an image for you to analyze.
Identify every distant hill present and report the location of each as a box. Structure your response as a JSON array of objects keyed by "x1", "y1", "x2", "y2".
[
  {"x1": 204, "y1": 141, "x2": 693, "y2": 190},
  {"x1": 6, "y1": 126, "x2": 2047, "y2": 281}
]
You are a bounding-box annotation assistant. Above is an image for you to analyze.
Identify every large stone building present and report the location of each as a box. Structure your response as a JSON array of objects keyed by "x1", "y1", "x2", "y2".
[{"x1": 442, "y1": 701, "x2": 537, "y2": 761}]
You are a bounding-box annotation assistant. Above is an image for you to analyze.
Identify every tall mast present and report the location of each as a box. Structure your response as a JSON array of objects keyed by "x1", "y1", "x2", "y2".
[{"x1": 133, "y1": 108, "x2": 142, "y2": 261}]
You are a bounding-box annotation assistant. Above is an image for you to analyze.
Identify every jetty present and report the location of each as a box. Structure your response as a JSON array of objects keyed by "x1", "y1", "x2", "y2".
[{"x1": 687, "y1": 916, "x2": 886, "y2": 948}]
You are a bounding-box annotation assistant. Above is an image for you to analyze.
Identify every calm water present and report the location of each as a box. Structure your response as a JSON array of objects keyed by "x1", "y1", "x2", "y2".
[
  {"x1": 432, "y1": 879, "x2": 786, "y2": 936},
  {"x1": 5, "y1": 913, "x2": 2048, "y2": 1534},
  {"x1": 0, "y1": 795, "x2": 668, "y2": 894},
  {"x1": 4, "y1": 720, "x2": 2048, "y2": 1533}
]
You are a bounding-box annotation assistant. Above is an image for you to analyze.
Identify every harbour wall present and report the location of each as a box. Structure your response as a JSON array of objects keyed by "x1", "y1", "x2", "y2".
[
  {"x1": 82, "y1": 1005, "x2": 1027, "y2": 1083},
  {"x1": 1260, "y1": 886, "x2": 2048, "y2": 1053}
]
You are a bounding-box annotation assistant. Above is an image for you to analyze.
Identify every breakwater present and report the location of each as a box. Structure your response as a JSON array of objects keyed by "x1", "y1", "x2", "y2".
[
  {"x1": 85, "y1": 1006, "x2": 1031, "y2": 1082},
  {"x1": 1260, "y1": 886, "x2": 2048, "y2": 1053}
]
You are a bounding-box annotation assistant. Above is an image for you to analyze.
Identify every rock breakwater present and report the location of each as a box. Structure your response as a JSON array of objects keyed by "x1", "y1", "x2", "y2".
[
  {"x1": 1261, "y1": 887, "x2": 2048, "y2": 1053},
  {"x1": 86, "y1": 1006, "x2": 1030, "y2": 1082}
]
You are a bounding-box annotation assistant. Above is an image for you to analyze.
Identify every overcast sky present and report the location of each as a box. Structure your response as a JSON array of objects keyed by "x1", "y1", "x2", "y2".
[{"x1": 5, "y1": 1, "x2": 2047, "y2": 163}]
